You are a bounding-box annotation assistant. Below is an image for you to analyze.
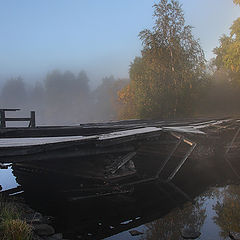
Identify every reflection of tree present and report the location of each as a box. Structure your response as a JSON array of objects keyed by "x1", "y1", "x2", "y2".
[
  {"x1": 143, "y1": 200, "x2": 206, "y2": 240},
  {"x1": 213, "y1": 185, "x2": 240, "y2": 238}
]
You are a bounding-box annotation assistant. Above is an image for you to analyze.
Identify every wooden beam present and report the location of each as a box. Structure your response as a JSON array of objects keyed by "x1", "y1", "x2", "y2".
[
  {"x1": 167, "y1": 142, "x2": 197, "y2": 181},
  {"x1": 30, "y1": 111, "x2": 36, "y2": 128},
  {"x1": 0, "y1": 163, "x2": 10, "y2": 169},
  {"x1": 0, "y1": 109, "x2": 20, "y2": 111},
  {"x1": 108, "y1": 152, "x2": 136, "y2": 174},
  {"x1": 155, "y1": 137, "x2": 183, "y2": 178},
  {"x1": 0, "y1": 186, "x2": 23, "y2": 196},
  {"x1": 0, "y1": 109, "x2": 36, "y2": 128},
  {"x1": 0, "y1": 109, "x2": 6, "y2": 128},
  {"x1": 5, "y1": 118, "x2": 31, "y2": 121}
]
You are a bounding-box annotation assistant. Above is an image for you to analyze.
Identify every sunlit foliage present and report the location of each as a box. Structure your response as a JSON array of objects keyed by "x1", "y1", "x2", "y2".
[
  {"x1": 214, "y1": 18, "x2": 240, "y2": 74},
  {"x1": 234, "y1": 0, "x2": 240, "y2": 6},
  {"x1": 118, "y1": 0, "x2": 206, "y2": 119},
  {"x1": 213, "y1": 2, "x2": 240, "y2": 106}
]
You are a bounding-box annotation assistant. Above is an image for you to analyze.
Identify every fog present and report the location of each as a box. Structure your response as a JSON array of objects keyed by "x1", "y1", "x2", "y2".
[
  {"x1": 0, "y1": 71, "x2": 129, "y2": 126},
  {"x1": 1, "y1": 0, "x2": 239, "y2": 125}
]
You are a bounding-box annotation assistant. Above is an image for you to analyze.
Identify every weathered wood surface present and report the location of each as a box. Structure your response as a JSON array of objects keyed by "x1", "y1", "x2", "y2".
[
  {"x1": 0, "y1": 117, "x2": 233, "y2": 137},
  {"x1": 0, "y1": 127, "x2": 162, "y2": 148},
  {"x1": 0, "y1": 135, "x2": 97, "y2": 147},
  {"x1": 0, "y1": 118, "x2": 237, "y2": 164},
  {"x1": 0, "y1": 109, "x2": 36, "y2": 128},
  {"x1": 0, "y1": 118, "x2": 233, "y2": 148}
]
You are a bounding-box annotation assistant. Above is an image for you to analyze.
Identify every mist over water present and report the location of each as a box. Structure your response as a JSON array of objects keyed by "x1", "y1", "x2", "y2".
[{"x1": 0, "y1": 71, "x2": 129, "y2": 126}]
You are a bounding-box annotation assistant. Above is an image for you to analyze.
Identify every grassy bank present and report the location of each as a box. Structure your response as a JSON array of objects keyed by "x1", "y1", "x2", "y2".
[{"x1": 0, "y1": 197, "x2": 32, "y2": 240}]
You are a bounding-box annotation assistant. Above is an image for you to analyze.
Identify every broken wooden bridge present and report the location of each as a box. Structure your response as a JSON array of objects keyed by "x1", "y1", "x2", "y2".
[{"x1": 1, "y1": 110, "x2": 240, "y2": 201}]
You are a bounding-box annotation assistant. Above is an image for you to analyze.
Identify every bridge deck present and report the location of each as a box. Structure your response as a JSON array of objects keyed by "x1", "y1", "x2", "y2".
[{"x1": 0, "y1": 119, "x2": 233, "y2": 148}]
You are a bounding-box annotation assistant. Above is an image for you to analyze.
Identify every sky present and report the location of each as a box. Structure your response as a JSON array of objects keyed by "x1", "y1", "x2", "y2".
[{"x1": 0, "y1": 0, "x2": 239, "y2": 87}]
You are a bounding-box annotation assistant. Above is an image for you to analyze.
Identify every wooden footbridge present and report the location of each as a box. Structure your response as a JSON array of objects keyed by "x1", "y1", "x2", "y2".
[
  {"x1": 1, "y1": 109, "x2": 240, "y2": 202},
  {"x1": 2, "y1": 109, "x2": 240, "y2": 240}
]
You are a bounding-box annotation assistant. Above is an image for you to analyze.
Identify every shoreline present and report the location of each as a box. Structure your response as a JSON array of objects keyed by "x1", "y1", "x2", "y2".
[{"x1": 0, "y1": 194, "x2": 66, "y2": 240}]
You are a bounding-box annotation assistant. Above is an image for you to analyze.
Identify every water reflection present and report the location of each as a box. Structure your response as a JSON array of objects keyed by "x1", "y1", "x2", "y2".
[
  {"x1": 7, "y1": 155, "x2": 240, "y2": 239},
  {"x1": 213, "y1": 185, "x2": 240, "y2": 239},
  {"x1": 0, "y1": 168, "x2": 18, "y2": 190},
  {"x1": 5, "y1": 164, "x2": 240, "y2": 240},
  {"x1": 143, "y1": 200, "x2": 206, "y2": 240},
  {"x1": 9, "y1": 163, "x2": 218, "y2": 240}
]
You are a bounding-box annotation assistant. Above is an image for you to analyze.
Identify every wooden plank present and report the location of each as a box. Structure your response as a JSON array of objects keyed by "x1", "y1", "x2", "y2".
[
  {"x1": 0, "y1": 137, "x2": 98, "y2": 157},
  {"x1": 5, "y1": 118, "x2": 31, "y2": 121},
  {"x1": 0, "y1": 186, "x2": 23, "y2": 195},
  {"x1": 107, "y1": 152, "x2": 136, "y2": 174},
  {"x1": 162, "y1": 119, "x2": 233, "y2": 135},
  {"x1": 168, "y1": 142, "x2": 197, "y2": 180},
  {"x1": 30, "y1": 111, "x2": 36, "y2": 128},
  {"x1": 0, "y1": 109, "x2": 20, "y2": 111},
  {"x1": 225, "y1": 127, "x2": 240, "y2": 154},
  {"x1": 163, "y1": 126, "x2": 205, "y2": 134},
  {"x1": 0, "y1": 127, "x2": 162, "y2": 148},
  {"x1": 0, "y1": 109, "x2": 35, "y2": 129},
  {"x1": 193, "y1": 119, "x2": 233, "y2": 129},
  {"x1": 98, "y1": 127, "x2": 162, "y2": 140},
  {"x1": 0, "y1": 135, "x2": 97, "y2": 148},
  {"x1": 0, "y1": 163, "x2": 9, "y2": 169},
  {"x1": 155, "y1": 137, "x2": 182, "y2": 178},
  {"x1": 0, "y1": 109, "x2": 6, "y2": 128},
  {"x1": 0, "y1": 145, "x2": 135, "y2": 163},
  {"x1": 96, "y1": 127, "x2": 163, "y2": 147},
  {"x1": 69, "y1": 189, "x2": 132, "y2": 201}
]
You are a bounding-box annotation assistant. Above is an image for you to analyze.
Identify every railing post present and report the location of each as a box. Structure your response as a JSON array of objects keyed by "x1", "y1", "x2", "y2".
[
  {"x1": 0, "y1": 110, "x2": 6, "y2": 128},
  {"x1": 30, "y1": 111, "x2": 36, "y2": 128}
]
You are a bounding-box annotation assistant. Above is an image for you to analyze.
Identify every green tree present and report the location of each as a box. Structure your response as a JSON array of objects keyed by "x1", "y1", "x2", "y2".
[
  {"x1": 118, "y1": 0, "x2": 206, "y2": 119},
  {"x1": 213, "y1": 1, "x2": 240, "y2": 88},
  {"x1": 214, "y1": 19, "x2": 240, "y2": 73}
]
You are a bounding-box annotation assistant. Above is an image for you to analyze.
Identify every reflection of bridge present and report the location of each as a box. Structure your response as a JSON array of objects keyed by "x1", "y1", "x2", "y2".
[
  {"x1": 8, "y1": 143, "x2": 237, "y2": 240},
  {"x1": 16, "y1": 174, "x2": 209, "y2": 240}
]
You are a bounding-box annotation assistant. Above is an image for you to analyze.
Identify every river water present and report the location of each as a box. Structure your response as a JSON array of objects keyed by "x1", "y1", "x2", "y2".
[
  {"x1": 0, "y1": 168, "x2": 18, "y2": 190},
  {"x1": 1, "y1": 164, "x2": 240, "y2": 240}
]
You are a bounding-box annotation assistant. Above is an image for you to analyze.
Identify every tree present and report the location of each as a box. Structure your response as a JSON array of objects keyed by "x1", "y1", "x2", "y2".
[
  {"x1": 234, "y1": 0, "x2": 240, "y2": 6},
  {"x1": 94, "y1": 76, "x2": 129, "y2": 121},
  {"x1": 44, "y1": 70, "x2": 91, "y2": 124},
  {"x1": 1, "y1": 77, "x2": 28, "y2": 108},
  {"x1": 118, "y1": 0, "x2": 206, "y2": 119},
  {"x1": 213, "y1": 1, "x2": 240, "y2": 93},
  {"x1": 214, "y1": 19, "x2": 240, "y2": 74}
]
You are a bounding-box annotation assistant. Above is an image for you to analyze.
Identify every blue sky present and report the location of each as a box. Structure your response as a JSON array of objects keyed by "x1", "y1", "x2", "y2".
[{"x1": 0, "y1": 0, "x2": 239, "y2": 86}]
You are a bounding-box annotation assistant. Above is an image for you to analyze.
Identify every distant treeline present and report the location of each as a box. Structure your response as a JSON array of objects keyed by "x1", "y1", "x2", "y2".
[{"x1": 0, "y1": 71, "x2": 128, "y2": 125}]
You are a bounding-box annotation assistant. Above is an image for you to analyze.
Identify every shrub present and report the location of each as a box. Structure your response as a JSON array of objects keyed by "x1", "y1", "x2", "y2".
[
  {"x1": 0, "y1": 219, "x2": 32, "y2": 240},
  {"x1": 0, "y1": 202, "x2": 20, "y2": 222},
  {"x1": 0, "y1": 198, "x2": 33, "y2": 240}
]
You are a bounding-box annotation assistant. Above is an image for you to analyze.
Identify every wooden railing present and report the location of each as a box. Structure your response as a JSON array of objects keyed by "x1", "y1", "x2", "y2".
[{"x1": 0, "y1": 109, "x2": 36, "y2": 128}]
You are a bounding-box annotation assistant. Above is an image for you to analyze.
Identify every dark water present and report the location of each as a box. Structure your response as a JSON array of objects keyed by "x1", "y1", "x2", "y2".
[
  {"x1": 1, "y1": 156, "x2": 240, "y2": 240},
  {"x1": 103, "y1": 186, "x2": 224, "y2": 240}
]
